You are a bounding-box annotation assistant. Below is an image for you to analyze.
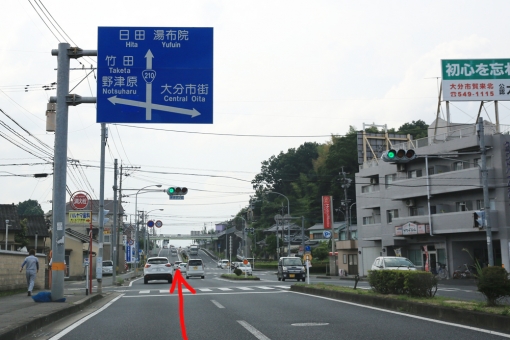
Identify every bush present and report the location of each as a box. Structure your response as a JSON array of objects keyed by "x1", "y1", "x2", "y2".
[
  {"x1": 234, "y1": 268, "x2": 242, "y2": 276},
  {"x1": 477, "y1": 266, "x2": 510, "y2": 306},
  {"x1": 368, "y1": 270, "x2": 437, "y2": 297}
]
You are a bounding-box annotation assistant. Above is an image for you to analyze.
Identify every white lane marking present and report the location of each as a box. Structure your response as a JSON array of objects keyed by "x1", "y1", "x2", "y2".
[
  {"x1": 211, "y1": 300, "x2": 225, "y2": 309},
  {"x1": 139, "y1": 290, "x2": 150, "y2": 294},
  {"x1": 256, "y1": 286, "x2": 274, "y2": 290},
  {"x1": 237, "y1": 320, "x2": 271, "y2": 340},
  {"x1": 237, "y1": 287, "x2": 254, "y2": 291},
  {"x1": 292, "y1": 322, "x2": 329, "y2": 326},
  {"x1": 218, "y1": 288, "x2": 233, "y2": 291},
  {"x1": 199, "y1": 288, "x2": 212, "y2": 292},
  {"x1": 129, "y1": 277, "x2": 143, "y2": 287},
  {"x1": 289, "y1": 290, "x2": 510, "y2": 338},
  {"x1": 123, "y1": 291, "x2": 287, "y2": 298},
  {"x1": 49, "y1": 294, "x2": 124, "y2": 340}
]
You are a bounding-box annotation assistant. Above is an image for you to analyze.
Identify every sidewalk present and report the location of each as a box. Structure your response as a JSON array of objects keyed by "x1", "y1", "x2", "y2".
[{"x1": 0, "y1": 271, "x2": 138, "y2": 340}]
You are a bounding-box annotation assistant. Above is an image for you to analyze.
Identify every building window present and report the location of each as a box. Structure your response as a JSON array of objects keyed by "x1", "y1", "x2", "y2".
[
  {"x1": 343, "y1": 254, "x2": 347, "y2": 264},
  {"x1": 362, "y1": 216, "x2": 374, "y2": 225},
  {"x1": 385, "y1": 174, "x2": 396, "y2": 189},
  {"x1": 428, "y1": 167, "x2": 434, "y2": 175},
  {"x1": 408, "y1": 249, "x2": 423, "y2": 266},
  {"x1": 453, "y1": 162, "x2": 464, "y2": 171},
  {"x1": 361, "y1": 185, "x2": 372, "y2": 193},
  {"x1": 407, "y1": 169, "x2": 423, "y2": 178},
  {"x1": 409, "y1": 206, "x2": 425, "y2": 216},
  {"x1": 455, "y1": 201, "x2": 472, "y2": 212},
  {"x1": 474, "y1": 158, "x2": 480, "y2": 168},
  {"x1": 387, "y1": 209, "x2": 399, "y2": 223},
  {"x1": 104, "y1": 235, "x2": 111, "y2": 243}
]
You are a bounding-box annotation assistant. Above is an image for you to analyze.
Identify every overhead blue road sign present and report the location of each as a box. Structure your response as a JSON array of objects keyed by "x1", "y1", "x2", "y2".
[
  {"x1": 97, "y1": 27, "x2": 213, "y2": 124},
  {"x1": 323, "y1": 230, "x2": 332, "y2": 239}
]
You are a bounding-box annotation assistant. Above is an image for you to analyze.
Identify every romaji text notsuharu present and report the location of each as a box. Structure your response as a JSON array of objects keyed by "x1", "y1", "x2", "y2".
[{"x1": 445, "y1": 62, "x2": 510, "y2": 78}]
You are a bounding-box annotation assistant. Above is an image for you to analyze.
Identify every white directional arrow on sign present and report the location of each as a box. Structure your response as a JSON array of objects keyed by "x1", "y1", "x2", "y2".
[
  {"x1": 107, "y1": 49, "x2": 201, "y2": 120},
  {"x1": 107, "y1": 96, "x2": 201, "y2": 118}
]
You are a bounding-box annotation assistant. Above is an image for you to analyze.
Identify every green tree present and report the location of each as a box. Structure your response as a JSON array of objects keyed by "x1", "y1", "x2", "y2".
[
  {"x1": 15, "y1": 218, "x2": 29, "y2": 248},
  {"x1": 17, "y1": 199, "x2": 44, "y2": 216},
  {"x1": 312, "y1": 242, "x2": 330, "y2": 261},
  {"x1": 396, "y1": 120, "x2": 429, "y2": 139}
]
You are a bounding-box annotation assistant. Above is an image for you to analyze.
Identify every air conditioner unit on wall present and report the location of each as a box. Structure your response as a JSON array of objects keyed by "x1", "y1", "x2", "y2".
[
  {"x1": 370, "y1": 177, "x2": 379, "y2": 185},
  {"x1": 405, "y1": 199, "x2": 415, "y2": 207},
  {"x1": 397, "y1": 163, "x2": 406, "y2": 172}
]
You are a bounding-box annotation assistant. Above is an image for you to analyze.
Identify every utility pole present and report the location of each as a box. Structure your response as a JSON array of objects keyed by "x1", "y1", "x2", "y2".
[
  {"x1": 50, "y1": 43, "x2": 96, "y2": 301},
  {"x1": 340, "y1": 167, "x2": 352, "y2": 240},
  {"x1": 97, "y1": 123, "x2": 107, "y2": 293},
  {"x1": 478, "y1": 117, "x2": 494, "y2": 266},
  {"x1": 112, "y1": 159, "x2": 118, "y2": 284},
  {"x1": 116, "y1": 164, "x2": 123, "y2": 273}
]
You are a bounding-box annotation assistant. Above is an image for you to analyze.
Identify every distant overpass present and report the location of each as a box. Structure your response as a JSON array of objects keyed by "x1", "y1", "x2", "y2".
[{"x1": 150, "y1": 233, "x2": 220, "y2": 241}]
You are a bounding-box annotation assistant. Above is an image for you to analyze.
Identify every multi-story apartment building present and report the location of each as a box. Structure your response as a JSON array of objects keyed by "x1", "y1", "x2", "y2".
[{"x1": 356, "y1": 119, "x2": 510, "y2": 276}]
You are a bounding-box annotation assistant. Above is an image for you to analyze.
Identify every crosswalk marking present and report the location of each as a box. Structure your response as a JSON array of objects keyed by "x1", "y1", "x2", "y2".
[
  {"x1": 199, "y1": 288, "x2": 213, "y2": 292},
  {"x1": 274, "y1": 285, "x2": 290, "y2": 289},
  {"x1": 236, "y1": 287, "x2": 254, "y2": 291},
  {"x1": 139, "y1": 290, "x2": 150, "y2": 294},
  {"x1": 256, "y1": 286, "x2": 274, "y2": 290},
  {"x1": 159, "y1": 290, "x2": 169, "y2": 294},
  {"x1": 217, "y1": 288, "x2": 233, "y2": 291}
]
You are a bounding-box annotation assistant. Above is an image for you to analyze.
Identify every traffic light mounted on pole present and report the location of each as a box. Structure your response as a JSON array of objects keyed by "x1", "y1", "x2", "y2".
[
  {"x1": 381, "y1": 149, "x2": 417, "y2": 163},
  {"x1": 167, "y1": 187, "x2": 188, "y2": 200}
]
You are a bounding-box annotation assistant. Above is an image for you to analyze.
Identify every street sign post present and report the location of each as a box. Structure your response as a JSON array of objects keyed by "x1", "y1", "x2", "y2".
[
  {"x1": 323, "y1": 230, "x2": 332, "y2": 239},
  {"x1": 97, "y1": 27, "x2": 213, "y2": 124}
]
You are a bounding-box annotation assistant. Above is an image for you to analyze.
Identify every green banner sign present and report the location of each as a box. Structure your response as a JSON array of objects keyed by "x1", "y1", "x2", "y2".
[{"x1": 442, "y1": 59, "x2": 510, "y2": 80}]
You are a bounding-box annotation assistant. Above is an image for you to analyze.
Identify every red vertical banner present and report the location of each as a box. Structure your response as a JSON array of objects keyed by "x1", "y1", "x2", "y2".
[{"x1": 322, "y1": 196, "x2": 333, "y2": 230}]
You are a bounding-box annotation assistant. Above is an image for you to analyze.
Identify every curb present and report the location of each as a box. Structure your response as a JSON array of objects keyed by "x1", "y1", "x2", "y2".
[
  {"x1": 0, "y1": 293, "x2": 104, "y2": 340},
  {"x1": 290, "y1": 285, "x2": 510, "y2": 334}
]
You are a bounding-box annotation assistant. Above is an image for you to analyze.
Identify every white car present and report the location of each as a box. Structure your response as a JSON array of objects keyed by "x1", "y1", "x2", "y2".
[
  {"x1": 186, "y1": 258, "x2": 205, "y2": 279},
  {"x1": 371, "y1": 257, "x2": 416, "y2": 271},
  {"x1": 237, "y1": 263, "x2": 252, "y2": 275},
  {"x1": 143, "y1": 257, "x2": 173, "y2": 284},
  {"x1": 178, "y1": 262, "x2": 187, "y2": 274},
  {"x1": 220, "y1": 259, "x2": 229, "y2": 269}
]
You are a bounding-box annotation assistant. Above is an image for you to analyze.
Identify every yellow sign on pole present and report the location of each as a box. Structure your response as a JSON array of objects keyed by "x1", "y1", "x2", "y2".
[
  {"x1": 68, "y1": 211, "x2": 91, "y2": 224},
  {"x1": 303, "y1": 254, "x2": 312, "y2": 262}
]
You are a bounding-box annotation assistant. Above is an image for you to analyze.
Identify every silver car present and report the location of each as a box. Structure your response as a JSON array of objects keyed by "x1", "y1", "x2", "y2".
[
  {"x1": 371, "y1": 257, "x2": 416, "y2": 271},
  {"x1": 186, "y1": 258, "x2": 205, "y2": 279},
  {"x1": 178, "y1": 262, "x2": 187, "y2": 274},
  {"x1": 143, "y1": 257, "x2": 173, "y2": 284},
  {"x1": 102, "y1": 260, "x2": 113, "y2": 276}
]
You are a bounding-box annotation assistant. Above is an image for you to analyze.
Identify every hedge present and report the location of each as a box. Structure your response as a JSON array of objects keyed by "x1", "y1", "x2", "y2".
[{"x1": 368, "y1": 270, "x2": 437, "y2": 298}]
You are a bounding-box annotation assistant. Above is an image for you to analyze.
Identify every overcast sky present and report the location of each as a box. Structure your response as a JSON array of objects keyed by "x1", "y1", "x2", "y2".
[{"x1": 2, "y1": 1, "x2": 510, "y2": 245}]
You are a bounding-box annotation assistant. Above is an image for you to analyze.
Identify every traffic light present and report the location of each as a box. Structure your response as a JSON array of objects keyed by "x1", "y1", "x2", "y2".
[
  {"x1": 167, "y1": 187, "x2": 188, "y2": 196},
  {"x1": 381, "y1": 149, "x2": 417, "y2": 163},
  {"x1": 473, "y1": 210, "x2": 485, "y2": 228}
]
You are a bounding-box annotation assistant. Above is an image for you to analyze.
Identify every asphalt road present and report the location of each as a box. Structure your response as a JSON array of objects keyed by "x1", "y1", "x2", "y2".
[{"x1": 21, "y1": 248, "x2": 507, "y2": 339}]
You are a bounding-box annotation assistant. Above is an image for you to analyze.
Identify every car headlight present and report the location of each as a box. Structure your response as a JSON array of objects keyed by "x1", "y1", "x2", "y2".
[
  {"x1": 300, "y1": 267, "x2": 305, "y2": 272},
  {"x1": 282, "y1": 266, "x2": 288, "y2": 272}
]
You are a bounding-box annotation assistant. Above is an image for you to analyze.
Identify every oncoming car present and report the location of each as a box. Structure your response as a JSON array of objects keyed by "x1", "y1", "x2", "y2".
[
  {"x1": 277, "y1": 257, "x2": 306, "y2": 282},
  {"x1": 237, "y1": 263, "x2": 252, "y2": 275},
  {"x1": 143, "y1": 257, "x2": 173, "y2": 284},
  {"x1": 371, "y1": 256, "x2": 416, "y2": 271}
]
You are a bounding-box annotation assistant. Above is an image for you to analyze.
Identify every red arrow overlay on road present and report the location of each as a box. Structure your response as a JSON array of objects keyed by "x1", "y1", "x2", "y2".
[{"x1": 170, "y1": 269, "x2": 196, "y2": 340}]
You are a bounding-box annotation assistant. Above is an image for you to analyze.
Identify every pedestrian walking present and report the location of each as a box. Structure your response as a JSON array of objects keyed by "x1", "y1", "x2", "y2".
[{"x1": 20, "y1": 249, "x2": 39, "y2": 296}]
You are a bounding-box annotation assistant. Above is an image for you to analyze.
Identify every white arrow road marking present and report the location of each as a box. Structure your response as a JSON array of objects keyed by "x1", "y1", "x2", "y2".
[{"x1": 108, "y1": 96, "x2": 201, "y2": 118}]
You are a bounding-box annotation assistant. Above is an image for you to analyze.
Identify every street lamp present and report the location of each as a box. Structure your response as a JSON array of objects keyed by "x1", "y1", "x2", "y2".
[
  {"x1": 135, "y1": 184, "x2": 162, "y2": 274},
  {"x1": 266, "y1": 191, "x2": 290, "y2": 256},
  {"x1": 145, "y1": 208, "x2": 163, "y2": 256}
]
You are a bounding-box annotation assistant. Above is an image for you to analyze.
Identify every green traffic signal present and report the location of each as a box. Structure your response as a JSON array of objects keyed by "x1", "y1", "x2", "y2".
[
  {"x1": 167, "y1": 187, "x2": 175, "y2": 195},
  {"x1": 387, "y1": 150, "x2": 396, "y2": 159}
]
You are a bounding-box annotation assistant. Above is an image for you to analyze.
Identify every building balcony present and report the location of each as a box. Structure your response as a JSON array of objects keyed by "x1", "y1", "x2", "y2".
[
  {"x1": 336, "y1": 239, "x2": 357, "y2": 250},
  {"x1": 360, "y1": 223, "x2": 382, "y2": 241},
  {"x1": 389, "y1": 167, "x2": 495, "y2": 200},
  {"x1": 391, "y1": 210, "x2": 498, "y2": 235}
]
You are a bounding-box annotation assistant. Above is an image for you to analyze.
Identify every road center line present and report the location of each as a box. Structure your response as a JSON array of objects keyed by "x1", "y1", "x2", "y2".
[
  {"x1": 237, "y1": 320, "x2": 271, "y2": 340},
  {"x1": 49, "y1": 294, "x2": 124, "y2": 340},
  {"x1": 211, "y1": 300, "x2": 225, "y2": 308}
]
